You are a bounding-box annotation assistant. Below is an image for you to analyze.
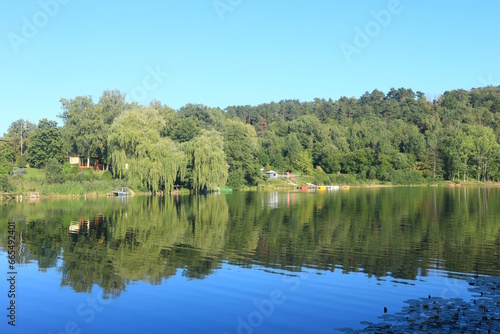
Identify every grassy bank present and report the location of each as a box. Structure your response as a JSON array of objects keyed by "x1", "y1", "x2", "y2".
[
  {"x1": 2, "y1": 168, "x2": 500, "y2": 200},
  {"x1": 3, "y1": 167, "x2": 129, "y2": 198},
  {"x1": 17, "y1": 180, "x2": 120, "y2": 196}
]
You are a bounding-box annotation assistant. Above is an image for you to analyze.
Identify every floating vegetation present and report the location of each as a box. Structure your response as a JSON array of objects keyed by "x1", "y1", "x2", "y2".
[{"x1": 336, "y1": 276, "x2": 500, "y2": 333}]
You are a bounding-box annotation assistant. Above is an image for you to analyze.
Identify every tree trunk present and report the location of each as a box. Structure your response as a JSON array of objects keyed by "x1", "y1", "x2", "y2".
[
  {"x1": 432, "y1": 157, "x2": 436, "y2": 179},
  {"x1": 483, "y1": 161, "x2": 488, "y2": 182}
]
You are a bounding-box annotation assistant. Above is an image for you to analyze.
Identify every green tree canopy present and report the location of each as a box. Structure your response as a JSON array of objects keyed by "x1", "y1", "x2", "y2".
[
  {"x1": 224, "y1": 119, "x2": 261, "y2": 189},
  {"x1": 108, "y1": 106, "x2": 186, "y2": 192},
  {"x1": 4, "y1": 119, "x2": 36, "y2": 162},
  {"x1": 184, "y1": 130, "x2": 228, "y2": 192},
  {"x1": 27, "y1": 119, "x2": 65, "y2": 168}
]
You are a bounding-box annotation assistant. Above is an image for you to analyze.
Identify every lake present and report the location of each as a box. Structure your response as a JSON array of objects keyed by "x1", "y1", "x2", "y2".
[{"x1": 1, "y1": 187, "x2": 499, "y2": 333}]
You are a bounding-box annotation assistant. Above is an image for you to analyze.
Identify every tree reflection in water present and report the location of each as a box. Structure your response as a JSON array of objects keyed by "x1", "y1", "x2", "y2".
[{"x1": 1, "y1": 187, "x2": 499, "y2": 299}]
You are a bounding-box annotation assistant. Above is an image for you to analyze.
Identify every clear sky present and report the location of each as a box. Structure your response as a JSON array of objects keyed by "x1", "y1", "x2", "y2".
[{"x1": 1, "y1": 0, "x2": 499, "y2": 135}]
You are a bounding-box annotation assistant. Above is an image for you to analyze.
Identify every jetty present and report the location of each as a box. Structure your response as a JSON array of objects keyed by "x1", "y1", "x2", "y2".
[{"x1": 112, "y1": 187, "x2": 129, "y2": 197}]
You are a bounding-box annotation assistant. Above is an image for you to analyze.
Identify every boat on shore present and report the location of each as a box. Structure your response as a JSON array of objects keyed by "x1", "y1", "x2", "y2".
[{"x1": 112, "y1": 187, "x2": 129, "y2": 197}]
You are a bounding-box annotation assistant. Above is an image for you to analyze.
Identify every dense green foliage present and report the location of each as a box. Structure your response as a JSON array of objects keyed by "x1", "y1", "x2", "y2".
[
  {"x1": 45, "y1": 159, "x2": 64, "y2": 184},
  {"x1": 224, "y1": 120, "x2": 261, "y2": 189},
  {"x1": 27, "y1": 119, "x2": 65, "y2": 168},
  {"x1": 1, "y1": 119, "x2": 35, "y2": 163},
  {"x1": 184, "y1": 130, "x2": 228, "y2": 192},
  {"x1": 59, "y1": 90, "x2": 125, "y2": 167},
  {"x1": 225, "y1": 86, "x2": 500, "y2": 184},
  {"x1": 0, "y1": 174, "x2": 13, "y2": 192},
  {"x1": 2, "y1": 86, "x2": 500, "y2": 191},
  {"x1": 108, "y1": 106, "x2": 187, "y2": 192},
  {"x1": 0, "y1": 158, "x2": 14, "y2": 192}
]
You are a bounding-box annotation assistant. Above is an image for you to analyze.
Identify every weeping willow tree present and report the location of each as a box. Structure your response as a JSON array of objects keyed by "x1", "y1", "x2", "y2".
[
  {"x1": 184, "y1": 130, "x2": 229, "y2": 192},
  {"x1": 108, "y1": 106, "x2": 186, "y2": 192}
]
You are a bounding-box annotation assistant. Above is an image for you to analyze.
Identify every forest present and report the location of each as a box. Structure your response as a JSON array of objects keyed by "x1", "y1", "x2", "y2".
[{"x1": 1, "y1": 86, "x2": 500, "y2": 192}]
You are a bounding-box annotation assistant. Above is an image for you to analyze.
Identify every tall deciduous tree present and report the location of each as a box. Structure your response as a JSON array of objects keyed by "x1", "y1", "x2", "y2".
[
  {"x1": 59, "y1": 93, "x2": 124, "y2": 168},
  {"x1": 97, "y1": 90, "x2": 126, "y2": 166},
  {"x1": 27, "y1": 119, "x2": 65, "y2": 168},
  {"x1": 467, "y1": 125, "x2": 498, "y2": 181},
  {"x1": 5, "y1": 119, "x2": 36, "y2": 161},
  {"x1": 423, "y1": 130, "x2": 443, "y2": 179},
  {"x1": 184, "y1": 130, "x2": 228, "y2": 192},
  {"x1": 224, "y1": 119, "x2": 261, "y2": 189},
  {"x1": 0, "y1": 141, "x2": 15, "y2": 164},
  {"x1": 108, "y1": 106, "x2": 186, "y2": 192}
]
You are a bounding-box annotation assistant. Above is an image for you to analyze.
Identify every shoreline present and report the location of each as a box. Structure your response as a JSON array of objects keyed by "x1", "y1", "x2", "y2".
[{"x1": 2, "y1": 181, "x2": 500, "y2": 201}]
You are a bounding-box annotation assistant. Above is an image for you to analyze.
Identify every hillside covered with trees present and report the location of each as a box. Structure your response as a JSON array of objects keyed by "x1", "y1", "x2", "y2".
[{"x1": 1, "y1": 86, "x2": 500, "y2": 192}]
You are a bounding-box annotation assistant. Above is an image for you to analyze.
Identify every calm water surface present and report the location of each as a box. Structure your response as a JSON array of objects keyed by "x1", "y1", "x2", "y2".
[{"x1": 0, "y1": 187, "x2": 499, "y2": 333}]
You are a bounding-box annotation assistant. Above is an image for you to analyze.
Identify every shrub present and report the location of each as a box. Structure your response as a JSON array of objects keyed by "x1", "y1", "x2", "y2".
[
  {"x1": 101, "y1": 170, "x2": 113, "y2": 182},
  {"x1": 313, "y1": 170, "x2": 330, "y2": 185},
  {"x1": 368, "y1": 167, "x2": 377, "y2": 180},
  {"x1": 226, "y1": 168, "x2": 245, "y2": 190},
  {"x1": 0, "y1": 159, "x2": 13, "y2": 176},
  {"x1": 70, "y1": 165, "x2": 81, "y2": 181},
  {"x1": 330, "y1": 173, "x2": 356, "y2": 185},
  {"x1": 83, "y1": 169, "x2": 95, "y2": 181},
  {"x1": 45, "y1": 159, "x2": 64, "y2": 184},
  {"x1": 0, "y1": 174, "x2": 13, "y2": 192},
  {"x1": 387, "y1": 170, "x2": 425, "y2": 185},
  {"x1": 17, "y1": 155, "x2": 27, "y2": 168},
  {"x1": 63, "y1": 163, "x2": 82, "y2": 181},
  {"x1": 62, "y1": 162, "x2": 72, "y2": 181}
]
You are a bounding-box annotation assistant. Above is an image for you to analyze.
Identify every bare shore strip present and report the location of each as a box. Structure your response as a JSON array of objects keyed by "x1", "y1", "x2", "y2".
[{"x1": 337, "y1": 276, "x2": 500, "y2": 333}]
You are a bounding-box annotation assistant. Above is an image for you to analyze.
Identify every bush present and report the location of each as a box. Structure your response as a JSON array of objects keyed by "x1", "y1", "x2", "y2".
[
  {"x1": 71, "y1": 165, "x2": 81, "y2": 181},
  {"x1": 0, "y1": 174, "x2": 14, "y2": 192},
  {"x1": 62, "y1": 162, "x2": 72, "y2": 181},
  {"x1": 313, "y1": 170, "x2": 330, "y2": 185},
  {"x1": 17, "y1": 155, "x2": 27, "y2": 168},
  {"x1": 83, "y1": 169, "x2": 95, "y2": 181},
  {"x1": 45, "y1": 159, "x2": 64, "y2": 184},
  {"x1": 368, "y1": 167, "x2": 377, "y2": 180},
  {"x1": 387, "y1": 170, "x2": 425, "y2": 185},
  {"x1": 101, "y1": 170, "x2": 113, "y2": 182},
  {"x1": 330, "y1": 173, "x2": 356, "y2": 185},
  {"x1": 357, "y1": 171, "x2": 367, "y2": 181},
  {"x1": 0, "y1": 159, "x2": 13, "y2": 176},
  {"x1": 62, "y1": 163, "x2": 82, "y2": 181},
  {"x1": 226, "y1": 169, "x2": 245, "y2": 190}
]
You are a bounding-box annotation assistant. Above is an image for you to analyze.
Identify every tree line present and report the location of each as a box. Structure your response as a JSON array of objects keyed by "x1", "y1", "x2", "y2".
[{"x1": 1, "y1": 86, "x2": 500, "y2": 192}]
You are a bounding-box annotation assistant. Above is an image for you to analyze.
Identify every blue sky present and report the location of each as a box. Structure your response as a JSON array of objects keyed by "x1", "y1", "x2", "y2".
[{"x1": 1, "y1": 0, "x2": 499, "y2": 135}]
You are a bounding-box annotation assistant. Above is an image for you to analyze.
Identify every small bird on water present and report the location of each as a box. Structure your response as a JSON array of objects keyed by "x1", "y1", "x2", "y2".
[{"x1": 384, "y1": 307, "x2": 387, "y2": 313}]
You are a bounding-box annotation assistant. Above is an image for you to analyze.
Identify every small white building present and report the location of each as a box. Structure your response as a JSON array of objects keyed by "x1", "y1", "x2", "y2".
[{"x1": 265, "y1": 170, "x2": 278, "y2": 179}]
